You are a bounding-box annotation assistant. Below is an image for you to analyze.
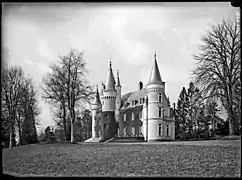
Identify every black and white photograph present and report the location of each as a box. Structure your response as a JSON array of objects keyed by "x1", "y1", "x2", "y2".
[{"x1": 2, "y1": 2, "x2": 241, "y2": 177}]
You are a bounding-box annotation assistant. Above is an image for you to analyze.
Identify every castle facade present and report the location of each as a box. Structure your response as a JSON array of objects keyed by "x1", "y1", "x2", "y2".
[{"x1": 90, "y1": 54, "x2": 175, "y2": 142}]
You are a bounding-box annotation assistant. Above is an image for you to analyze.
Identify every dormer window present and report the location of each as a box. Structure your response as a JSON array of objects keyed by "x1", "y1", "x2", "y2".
[
  {"x1": 132, "y1": 101, "x2": 135, "y2": 106},
  {"x1": 135, "y1": 100, "x2": 138, "y2": 105},
  {"x1": 126, "y1": 102, "x2": 130, "y2": 107}
]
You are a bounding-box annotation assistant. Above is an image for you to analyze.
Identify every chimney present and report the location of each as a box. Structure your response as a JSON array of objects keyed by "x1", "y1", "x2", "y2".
[
  {"x1": 138, "y1": 81, "x2": 143, "y2": 90},
  {"x1": 173, "y1": 103, "x2": 176, "y2": 116}
]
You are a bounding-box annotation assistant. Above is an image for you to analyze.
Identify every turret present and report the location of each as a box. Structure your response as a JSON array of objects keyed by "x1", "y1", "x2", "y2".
[
  {"x1": 143, "y1": 94, "x2": 148, "y2": 141},
  {"x1": 100, "y1": 61, "x2": 117, "y2": 141},
  {"x1": 115, "y1": 70, "x2": 122, "y2": 122},
  {"x1": 115, "y1": 70, "x2": 121, "y2": 109},
  {"x1": 102, "y1": 61, "x2": 117, "y2": 112},
  {"x1": 146, "y1": 53, "x2": 164, "y2": 141},
  {"x1": 91, "y1": 85, "x2": 102, "y2": 138}
]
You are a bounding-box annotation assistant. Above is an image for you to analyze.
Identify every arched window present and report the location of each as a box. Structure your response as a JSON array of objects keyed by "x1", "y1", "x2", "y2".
[
  {"x1": 166, "y1": 124, "x2": 169, "y2": 136},
  {"x1": 158, "y1": 124, "x2": 162, "y2": 136},
  {"x1": 158, "y1": 93, "x2": 162, "y2": 103},
  {"x1": 159, "y1": 107, "x2": 162, "y2": 117}
]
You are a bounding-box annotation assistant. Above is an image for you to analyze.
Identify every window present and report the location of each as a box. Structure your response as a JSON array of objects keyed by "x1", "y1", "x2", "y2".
[
  {"x1": 163, "y1": 109, "x2": 165, "y2": 117},
  {"x1": 132, "y1": 112, "x2": 134, "y2": 121},
  {"x1": 143, "y1": 98, "x2": 145, "y2": 103},
  {"x1": 139, "y1": 110, "x2": 142, "y2": 118},
  {"x1": 140, "y1": 99, "x2": 143, "y2": 104},
  {"x1": 102, "y1": 101, "x2": 104, "y2": 105},
  {"x1": 166, "y1": 124, "x2": 169, "y2": 136},
  {"x1": 132, "y1": 101, "x2": 135, "y2": 106},
  {"x1": 159, "y1": 93, "x2": 162, "y2": 103},
  {"x1": 159, "y1": 107, "x2": 162, "y2": 117},
  {"x1": 123, "y1": 127, "x2": 126, "y2": 135},
  {"x1": 124, "y1": 114, "x2": 126, "y2": 122},
  {"x1": 132, "y1": 127, "x2": 135, "y2": 135},
  {"x1": 158, "y1": 124, "x2": 162, "y2": 136}
]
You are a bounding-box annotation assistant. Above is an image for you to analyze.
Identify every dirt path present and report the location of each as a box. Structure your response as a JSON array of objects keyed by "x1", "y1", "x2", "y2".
[{"x1": 105, "y1": 140, "x2": 241, "y2": 147}]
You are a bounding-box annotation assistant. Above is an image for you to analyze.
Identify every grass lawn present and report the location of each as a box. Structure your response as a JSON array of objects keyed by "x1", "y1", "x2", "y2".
[{"x1": 2, "y1": 141, "x2": 241, "y2": 177}]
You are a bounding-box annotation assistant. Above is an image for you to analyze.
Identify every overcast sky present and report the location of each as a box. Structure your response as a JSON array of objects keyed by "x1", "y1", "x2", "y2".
[{"x1": 2, "y1": 2, "x2": 237, "y2": 132}]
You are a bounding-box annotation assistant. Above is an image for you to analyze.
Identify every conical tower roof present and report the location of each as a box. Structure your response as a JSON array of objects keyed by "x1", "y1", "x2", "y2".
[
  {"x1": 105, "y1": 61, "x2": 116, "y2": 91},
  {"x1": 147, "y1": 53, "x2": 162, "y2": 85},
  {"x1": 93, "y1": 85, "x2": 101, "y2": 105},
  {"x1": 116, "y1": 70, "x2": 121, "y2": 87}
]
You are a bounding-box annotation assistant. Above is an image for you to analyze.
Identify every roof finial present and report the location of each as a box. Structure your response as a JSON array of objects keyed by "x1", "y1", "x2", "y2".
[
  {"x1": 154, "y1": 52, "x2": 156, "y2": 61},
  {"x1": 109, "y1": 61, "x2": 112, "y2": 69},
  {"x1": 117, "y1": 70, "x2": 119, "y2": 77}
]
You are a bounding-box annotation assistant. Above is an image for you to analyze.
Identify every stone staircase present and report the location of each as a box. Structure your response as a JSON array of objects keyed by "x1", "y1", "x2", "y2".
[
  {"x1": 84, "y1": 136, "x2": 145, "y2": 143},
  {"x1": 106, "y1": 136, "x2": 145, "y2": 143},
  {"x1": 84, "y1": 137, "x2": 101, "y2": 143}
]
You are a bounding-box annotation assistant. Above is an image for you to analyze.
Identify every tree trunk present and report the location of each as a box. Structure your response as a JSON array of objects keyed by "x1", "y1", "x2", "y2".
[
  {"x1": 70, "y1": 120, "x2": 75, "y2": 143},
  {"x1": 228, "y1": 106, "x2": 234, "y2": 136},
  {"x1": 18, "y1": 123, "x2": 22, "y2": 145},
  {"x1": 31, "y1": 109, "x2": 38, "y2": 143},
  {"x1": 70, "y1": 108, "x2": 75, "y2": 143},
  {"x1": 228, "y1": 85, "x2": 235, "y2": 136},
  {"x1": 9, "y1": 123, "x2": 15, "y2": 149},
  {"x1": 9, "y1": 126, "x2": 13, "y2": 149},
  {"x1": 17, "y1": 111, "x2": 22, "y2": 145},
  {"x1": 62, "y1": 104, "x2": 67, "y2": 141}
]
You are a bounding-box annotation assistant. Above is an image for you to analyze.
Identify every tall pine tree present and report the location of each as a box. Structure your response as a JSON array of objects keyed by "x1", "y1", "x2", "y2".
[{"x1": 175, "y1": 87, "x2": 189, "y2": 139}]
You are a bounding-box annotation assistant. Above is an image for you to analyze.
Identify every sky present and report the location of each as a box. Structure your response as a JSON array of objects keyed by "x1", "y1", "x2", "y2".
[{"x1": 2, "y1": 2, "x2": 237, "y2": 132}]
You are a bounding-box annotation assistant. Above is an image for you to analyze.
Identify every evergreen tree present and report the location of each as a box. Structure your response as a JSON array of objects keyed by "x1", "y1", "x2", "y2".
[
  {"x1": 175, "y1": 87, "x2": 189, "y2": 139},
  {"x1": 187, "y1": 82, "x2": 202, "y2": 138},
  {"x1": 22, "y1": 106, "x2": 38, "y2": 144},
  {"x1": 205, "y1": 101, "x2": 220, "y2": 137}
]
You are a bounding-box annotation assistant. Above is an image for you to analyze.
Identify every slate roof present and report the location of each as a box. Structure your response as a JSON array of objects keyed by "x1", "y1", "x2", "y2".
[
  {"x1": 120, "y1": 88, "x2": 146, "y2": 110},
  {"x1": 116, "y1": 70, "x2": 121, "y2": 87},
  {"x1": 105, "y1": 61, "x2": 116, "y2": 91},
  {"x1": 147, "y1": 55, "x2": 163, "y2": 85},
  {"x1": 93, "y1": 86, "x2": 101, "y2": 105}
]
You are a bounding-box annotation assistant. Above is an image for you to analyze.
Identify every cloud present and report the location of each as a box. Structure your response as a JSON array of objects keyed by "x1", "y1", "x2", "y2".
[
  {"x1": 24, "y1": 58, "x2": 34, "y2": 65},
  {"x1": 36, "y1": 37, "x2": 54, "y2": 60}
]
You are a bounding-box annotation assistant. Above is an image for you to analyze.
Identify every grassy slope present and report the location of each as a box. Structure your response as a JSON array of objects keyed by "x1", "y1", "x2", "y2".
[{"x1": 2, "y1": 141, "x2": 241, "y2": 177}]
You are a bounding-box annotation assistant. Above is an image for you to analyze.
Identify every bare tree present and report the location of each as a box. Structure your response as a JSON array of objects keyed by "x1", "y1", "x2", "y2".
[
  {"x1": 1, "y1": 66, "x2": 25, "y2": 148},
  {"x1": 41, "y1": 49, "x2": 94, "y2": 143},
  {"x1": 192, "y1": 18, "x2": 241, "y2": 135},
  {"x1": 42, "y1": 65, "x2": 68, "y2": 140}
]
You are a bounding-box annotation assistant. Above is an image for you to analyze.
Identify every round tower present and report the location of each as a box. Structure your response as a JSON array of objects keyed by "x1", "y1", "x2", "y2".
[
  {"x1": 91, "y1": 85, "x2": 102, "y2": 138},
  {"x1": 100, "y1": 61, "x2": 117, "y2": 141},
  {"x1": 143, "y1": 94, "x2": 148, "y2": 141},
  {"x1": 146, "y1": 53, "x2": 165, "y2": 141}
]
